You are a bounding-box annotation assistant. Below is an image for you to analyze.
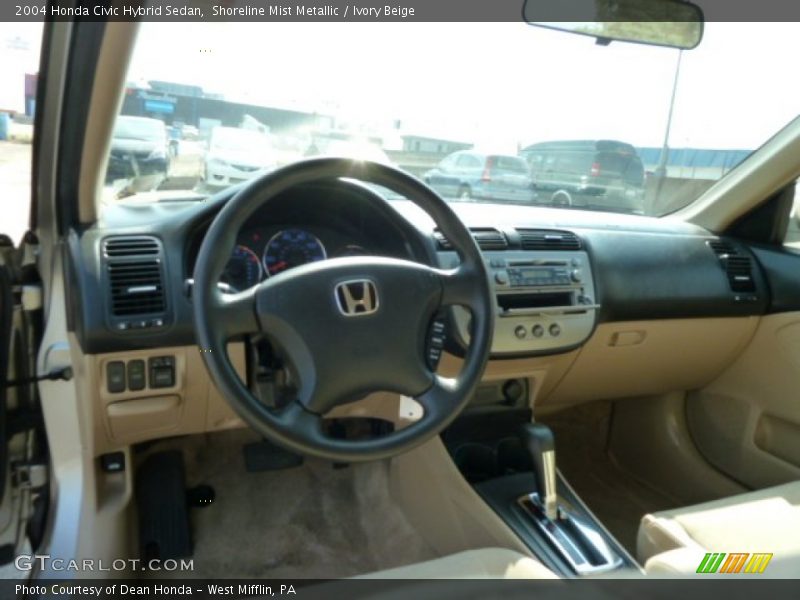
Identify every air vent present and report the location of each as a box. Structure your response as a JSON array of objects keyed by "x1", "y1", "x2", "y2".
[
  {"x1": 103, "y1": 236, "x2": 167, "y2": 325},
  {"x1": 434, "y1": 228, "x2": 508, "y2": 251},
  {"x1": 104, "y1": 236, "x2": 159, "y2": 257},
  {"x1": 707, "y1": 239, "x2": 756, "y2": 293},
  {"x1": 517, "y1": 229, "x2": 581, "y2": 251},
  {"x1": 108, "y1": 261, "x2": 165, "y2": 316},
  {"x1": 707, "y1": 239, "x2": 736, "y2": 256},
  {"x1": 724, "y1": 255, "x2": 756, "y2": 292}
]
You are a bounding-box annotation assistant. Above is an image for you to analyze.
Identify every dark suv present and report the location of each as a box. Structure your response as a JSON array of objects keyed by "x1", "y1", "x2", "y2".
[
  {"x1": 519, "y1": 140, "x2": 645, "y2": 213},
  {"x1": 423, "y1": 151, "x2": 537, "y2": 204}
]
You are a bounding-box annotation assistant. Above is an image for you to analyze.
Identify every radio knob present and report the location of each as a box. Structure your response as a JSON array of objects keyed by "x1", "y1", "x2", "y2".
[
  {"x1": 495, "y1": 271, "x2": 509, "y2": 285},
  {"x1": 570, "y1": 269, "x2": 582, "y2": 283},
  {"x1": 514, "y1": 325, "x2": 527, "y2": 339},
  {"x1": 549, "y1": 323, "x2": 562, "y2": 337},
  {"x1": 532, "y1": 324, "x2": 544, "y2": 338}
]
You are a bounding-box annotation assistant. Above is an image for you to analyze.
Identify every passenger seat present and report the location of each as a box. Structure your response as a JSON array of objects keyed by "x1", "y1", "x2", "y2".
[{"x1": 638, "y1": 482, "x2": 800, "y2": 577}]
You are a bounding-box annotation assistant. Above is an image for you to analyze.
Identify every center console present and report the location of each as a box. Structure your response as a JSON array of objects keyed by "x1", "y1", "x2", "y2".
[
  {"x1": 436, "y1": 228, "x2": 598, "y2": 356},
  {"x1": 443, "y1": 414, "x2": 639, "y2": 578}
]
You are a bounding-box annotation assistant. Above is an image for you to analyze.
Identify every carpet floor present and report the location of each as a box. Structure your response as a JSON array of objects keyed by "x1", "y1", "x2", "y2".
[{"x1": 138, "y1": 429, "x2": 436, "y2": 578}]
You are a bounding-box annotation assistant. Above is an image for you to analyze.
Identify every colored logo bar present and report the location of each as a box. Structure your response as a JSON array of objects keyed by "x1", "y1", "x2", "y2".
[{"x1": 697, "y1": 552, "x2": 773, "y2": 574}]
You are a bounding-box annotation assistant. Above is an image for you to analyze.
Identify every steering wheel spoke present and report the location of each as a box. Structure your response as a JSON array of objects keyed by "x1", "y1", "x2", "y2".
[
  {"x1": 437, "y1": 263, "x2": 484, "y2": 309},
  {"x1": 274, "y1": 400, "x2": 323, "y2": 437},
  {"x1": 213, "y1": 286, "x2": 260, "y2": 340}
]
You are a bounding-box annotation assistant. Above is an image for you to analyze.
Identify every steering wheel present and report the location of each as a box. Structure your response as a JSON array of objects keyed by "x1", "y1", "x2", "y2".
[{"x1": 193, "y1": 158, "x2": 494, "y2": 462}]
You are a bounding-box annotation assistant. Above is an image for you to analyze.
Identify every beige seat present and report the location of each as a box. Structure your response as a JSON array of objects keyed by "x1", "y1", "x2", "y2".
[
  {"x1": 358, "y1": 548, "x2": 559, "y2": 579},
  {"x1": 638, "y1": 481, "x2": 800, "y2": 577}
]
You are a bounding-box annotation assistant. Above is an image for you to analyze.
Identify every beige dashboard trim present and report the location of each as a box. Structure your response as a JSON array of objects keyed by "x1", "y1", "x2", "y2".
[
  {"x1": 543, "y1": 317, "x2": 759, "y2": 408},
  {"x1": 87, "y1": 344, "x2": 245, "y2": 455},
  {"x1": 84, "y1": 317, "x2": 759, "y2": 454},
  {"x1": 688, "y1": 312, "x2": 800, "y2": 488}
]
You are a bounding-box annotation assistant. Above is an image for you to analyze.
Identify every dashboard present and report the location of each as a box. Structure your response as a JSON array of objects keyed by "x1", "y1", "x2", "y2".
[{"x1": 66, "y1": 178, "x2": 773, "y2": 356}]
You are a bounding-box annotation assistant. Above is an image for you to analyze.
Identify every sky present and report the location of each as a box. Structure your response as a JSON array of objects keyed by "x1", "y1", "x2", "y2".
[
  {"x1": 124, "y1": 21, "x2": 800, "y2": 153},
  {"x1": 2, "y1": 21, "x2": 800, "y2": 153}
]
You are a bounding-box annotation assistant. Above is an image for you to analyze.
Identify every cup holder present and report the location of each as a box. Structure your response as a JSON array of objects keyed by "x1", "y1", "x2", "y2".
[{"x1": 452, "y1": 437, "x2": 532, "y2": 483}]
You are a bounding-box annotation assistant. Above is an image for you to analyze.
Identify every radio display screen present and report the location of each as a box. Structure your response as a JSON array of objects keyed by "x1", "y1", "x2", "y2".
[{"x1": 508, "y1": 267, "x2": 571, "y2": 287}]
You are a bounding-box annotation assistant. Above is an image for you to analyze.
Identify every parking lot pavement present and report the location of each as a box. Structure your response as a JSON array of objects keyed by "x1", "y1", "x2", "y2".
[{"x1": 0, "y1": 141, "x2": 33, "y2": 245}]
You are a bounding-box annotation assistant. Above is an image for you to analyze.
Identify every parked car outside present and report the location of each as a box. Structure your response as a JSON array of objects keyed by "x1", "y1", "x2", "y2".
[
  {"x1": 423, "y1": 151, "x2": 537, "y2": 203},
  {"x1": 519, "y1": 140, "x2": 645, "y2": 213},
  {"x1": 106, "y1": 115, "x2": 169, "y2": 189},
  {"x1": 203, "y1": 126, "x2": 277, "y2": 188}
]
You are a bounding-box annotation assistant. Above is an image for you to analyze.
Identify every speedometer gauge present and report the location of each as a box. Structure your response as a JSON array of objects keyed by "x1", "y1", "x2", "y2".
[
  {"x1": 263, "y1": 229, "x2": 327, "y2": 276},
  {"x1": 221, "y1": 245, "x2": 263, "y2": 291}
]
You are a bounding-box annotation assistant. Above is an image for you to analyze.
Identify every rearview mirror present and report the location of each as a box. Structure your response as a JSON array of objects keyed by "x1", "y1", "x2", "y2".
[{"x1": 523, "y1": 0, "x2": 704, "y2": 50}]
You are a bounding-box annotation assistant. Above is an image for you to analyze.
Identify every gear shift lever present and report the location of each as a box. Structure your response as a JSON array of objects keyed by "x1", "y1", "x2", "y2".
[{"x1": 519, "y1": 422, "x2": 558, "y2": 520}]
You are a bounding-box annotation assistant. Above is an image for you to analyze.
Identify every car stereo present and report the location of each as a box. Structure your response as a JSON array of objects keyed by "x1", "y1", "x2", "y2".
[{"x1": 438, "y1": 244, "x2": 598, "y2": 356}]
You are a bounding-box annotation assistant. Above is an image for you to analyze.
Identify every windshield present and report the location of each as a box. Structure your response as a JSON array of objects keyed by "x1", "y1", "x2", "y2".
[{"x1": 103, "y1": 22, "x2": 800, "y2": 215}]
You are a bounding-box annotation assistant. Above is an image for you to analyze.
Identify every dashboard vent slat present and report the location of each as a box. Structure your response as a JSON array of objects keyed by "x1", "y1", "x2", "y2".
[
  {"x1": 104, "y1": 236, "x2": 160, "y2": 257},
  {"x1": 708, "y1": 239, "x2": 737, "y2": 257},
  {"x1": 725, "y1": 255, "x2": 756, "y2": 292},
  {"x1": 108, "y1": 261, "x2": 165, "y2": 316},
  {"x1": 434, "y1": 228, "x2": 508, "y2": 251},
  {"x1": 103, "y1": 236, "x2": 167, "y2": 319},
  {"x1": 517, "y1": 229, "x2": 581, "y2": 251},
  {"x1": 707, "y1": 239, "x2": 756, "y2": 293}
]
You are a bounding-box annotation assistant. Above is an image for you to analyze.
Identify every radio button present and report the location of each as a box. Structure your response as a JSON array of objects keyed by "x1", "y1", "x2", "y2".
[
  {"x1": 549, "y1": 323, "x2": 562, "y2": 337},
  {"x1": 514, "y1": 325, "x2": 527, "y2": 339},
  {"x1": 532, "y1": 324, "x2": 544, "y2": 338}
]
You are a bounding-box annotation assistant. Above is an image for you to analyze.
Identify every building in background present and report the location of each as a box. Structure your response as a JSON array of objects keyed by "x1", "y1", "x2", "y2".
[
  {"x1": 120, "y1": 81, "x2": 334, "y2": 139},
  {"x1": 636, "y1": 147, "x2": 751, "y2": 180}
]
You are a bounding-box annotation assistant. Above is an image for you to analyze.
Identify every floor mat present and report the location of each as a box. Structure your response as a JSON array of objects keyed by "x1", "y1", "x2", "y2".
[
  {"x1": 139, "y1": 429, "x2": 436, "y2": 578},
  {"x1": 541, "y1": 402, "x2": 681, "y2": 556}
]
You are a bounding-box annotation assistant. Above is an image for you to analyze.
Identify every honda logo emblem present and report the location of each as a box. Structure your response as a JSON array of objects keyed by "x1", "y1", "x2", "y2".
[{"x1": 335, "y1": 280, "x2": 379, "y2": 316}]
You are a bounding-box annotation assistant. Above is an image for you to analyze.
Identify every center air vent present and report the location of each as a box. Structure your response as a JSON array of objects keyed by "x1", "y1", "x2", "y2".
[
  {"x1": 707, "y1": 239, "x2": 756, "y2": 293},
  {"x1": 517, "y1": 229, "x2": 581, "y2": 251},
  {"x1": 103, "y1": 236, "x2": 168, "y2": 330},
  {"x1": 434, "y1": 228, "x2": 508, "y2": 251}
]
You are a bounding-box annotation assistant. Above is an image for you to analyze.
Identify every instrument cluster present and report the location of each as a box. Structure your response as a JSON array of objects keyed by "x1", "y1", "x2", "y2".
[{"x1": 220, "y1": 227, "x2": 368, "y2": 291}]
